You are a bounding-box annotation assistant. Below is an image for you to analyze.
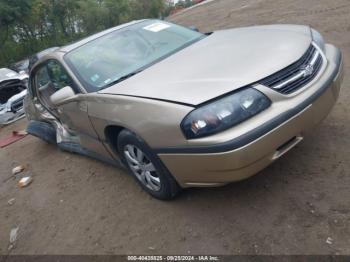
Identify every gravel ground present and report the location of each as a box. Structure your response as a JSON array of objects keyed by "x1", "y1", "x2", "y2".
[{"x1": 0, "y1": 0, "x2": 350, "y2": 255}]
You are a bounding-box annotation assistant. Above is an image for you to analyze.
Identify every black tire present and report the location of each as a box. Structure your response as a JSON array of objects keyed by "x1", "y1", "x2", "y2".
[{"x1": 117, "y1": 129, "x2": 181, "y2": 200}]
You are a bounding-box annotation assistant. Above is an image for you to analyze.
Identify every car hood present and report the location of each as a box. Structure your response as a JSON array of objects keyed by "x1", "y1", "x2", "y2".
[
  {"x1": 100, "y1": 25, "x2": 312, "y2": 105},
  {"x1": 0, "y1": 68, "x2": 28, "y2": 85}
]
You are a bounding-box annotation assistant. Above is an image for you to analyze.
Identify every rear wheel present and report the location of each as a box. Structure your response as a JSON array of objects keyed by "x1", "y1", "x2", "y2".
[{"x1": 117, "y1": 130, "x2": 180, "y2": 200}]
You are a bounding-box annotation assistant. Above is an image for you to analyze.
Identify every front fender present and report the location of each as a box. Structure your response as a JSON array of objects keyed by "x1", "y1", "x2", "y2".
[{"x1": 86, "y1": 94, "x2": 193, "y2": 148}]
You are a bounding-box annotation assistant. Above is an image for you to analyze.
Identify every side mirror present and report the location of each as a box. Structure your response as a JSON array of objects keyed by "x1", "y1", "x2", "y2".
[
  {"x1": 50, "y1": 86, "x2": 75, "y2": 105},
  {"x1": 188, "y1": 26, "x2": 199, "y2": 32}
]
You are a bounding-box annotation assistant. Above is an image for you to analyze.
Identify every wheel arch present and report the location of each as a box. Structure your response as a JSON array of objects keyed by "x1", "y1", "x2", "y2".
[{"x1": 104, "y1": 125, "x2": 125, "y2": 155}]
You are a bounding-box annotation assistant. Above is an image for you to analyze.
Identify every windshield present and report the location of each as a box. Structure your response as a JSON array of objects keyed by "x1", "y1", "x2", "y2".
[{"x1": 65, "y1": 20, "x2": 204, "y2": 92}]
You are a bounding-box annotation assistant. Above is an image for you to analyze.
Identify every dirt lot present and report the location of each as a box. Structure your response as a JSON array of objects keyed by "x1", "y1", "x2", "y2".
[{"x1": 1, "y1": 0, "x2": 350, "y2": 255}]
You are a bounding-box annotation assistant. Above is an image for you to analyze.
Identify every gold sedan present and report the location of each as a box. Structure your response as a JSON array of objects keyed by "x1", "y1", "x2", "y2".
[{"x1": 24, "y1": 20, "x2": 343, "y2": 199}]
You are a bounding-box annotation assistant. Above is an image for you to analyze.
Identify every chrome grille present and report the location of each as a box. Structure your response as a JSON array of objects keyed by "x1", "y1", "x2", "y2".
[
  {"x1": 11, "y1": 98, "x2": 24, "y2": 112},
  {"x1": 260, "y1": 45, "x2": 323, "y2": 94}
]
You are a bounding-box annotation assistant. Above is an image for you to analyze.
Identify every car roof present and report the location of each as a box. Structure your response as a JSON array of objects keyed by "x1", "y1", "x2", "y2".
[
  {"x1": 57, "y1": 19, "x2": 146, "y2": 54},
  {"x1": 36, "y1": 47, "x2": 61, "y2": 58}
]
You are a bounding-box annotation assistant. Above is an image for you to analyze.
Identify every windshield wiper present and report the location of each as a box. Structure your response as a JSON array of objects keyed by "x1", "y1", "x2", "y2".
[{"x1": 103, "y1": 70, "x2": 143, "y2": 89}]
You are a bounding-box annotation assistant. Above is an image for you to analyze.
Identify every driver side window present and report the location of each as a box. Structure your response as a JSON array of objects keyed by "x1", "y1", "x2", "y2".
[
  {"x1": 36, "y1": 66, "x2": 50, "y2": 88},
  {"x1": 46, "y1": 60, "x2": 74, "y2": 90},
  {"x1": 34, "y1": 60, "x2": 75, "y2": 108}
]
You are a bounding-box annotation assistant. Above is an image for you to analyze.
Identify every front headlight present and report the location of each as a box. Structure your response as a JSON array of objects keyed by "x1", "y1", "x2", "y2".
[
  {"x1": 181, "y1": 88, "x2": 271, "y2": 139},
  {"x1": 5, "y1": 101, "x2": 12, "y2": 112},
  {"x1": 311, "y1": 28, "x2": 325, "y2": 52}
]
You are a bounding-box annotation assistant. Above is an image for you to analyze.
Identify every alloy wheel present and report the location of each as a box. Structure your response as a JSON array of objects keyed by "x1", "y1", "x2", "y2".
[{"x1": 123, "y1": 144, "x2": 161, "y2": 191}]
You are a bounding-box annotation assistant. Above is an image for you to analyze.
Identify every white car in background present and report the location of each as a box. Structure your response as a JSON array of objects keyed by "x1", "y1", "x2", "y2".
[{"x1": 0, "y1": 68, "x2": 28, "y2": 125}]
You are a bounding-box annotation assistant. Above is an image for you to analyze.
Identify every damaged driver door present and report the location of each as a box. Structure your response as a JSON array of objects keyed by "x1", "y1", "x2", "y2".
[
  {"x1": 33, "y1": 60, "x2": 84, "y2": 131},
  {"x1": 31, "y1": 59, "x2": 113, "y2": 159}
]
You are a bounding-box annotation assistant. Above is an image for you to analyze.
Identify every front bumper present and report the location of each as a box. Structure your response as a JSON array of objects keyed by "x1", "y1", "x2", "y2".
[
  {"x1": 0, "y1": 108, "x2": 26, "y2": 125},
  {"x1": 158, "y1": 44, "x2": 343, "y2": 188}
]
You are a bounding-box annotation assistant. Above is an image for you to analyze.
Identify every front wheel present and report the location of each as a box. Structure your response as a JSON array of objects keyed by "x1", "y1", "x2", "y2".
[{"x1": 117, "y1": 130, "x2": 181, "y2": 200}]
